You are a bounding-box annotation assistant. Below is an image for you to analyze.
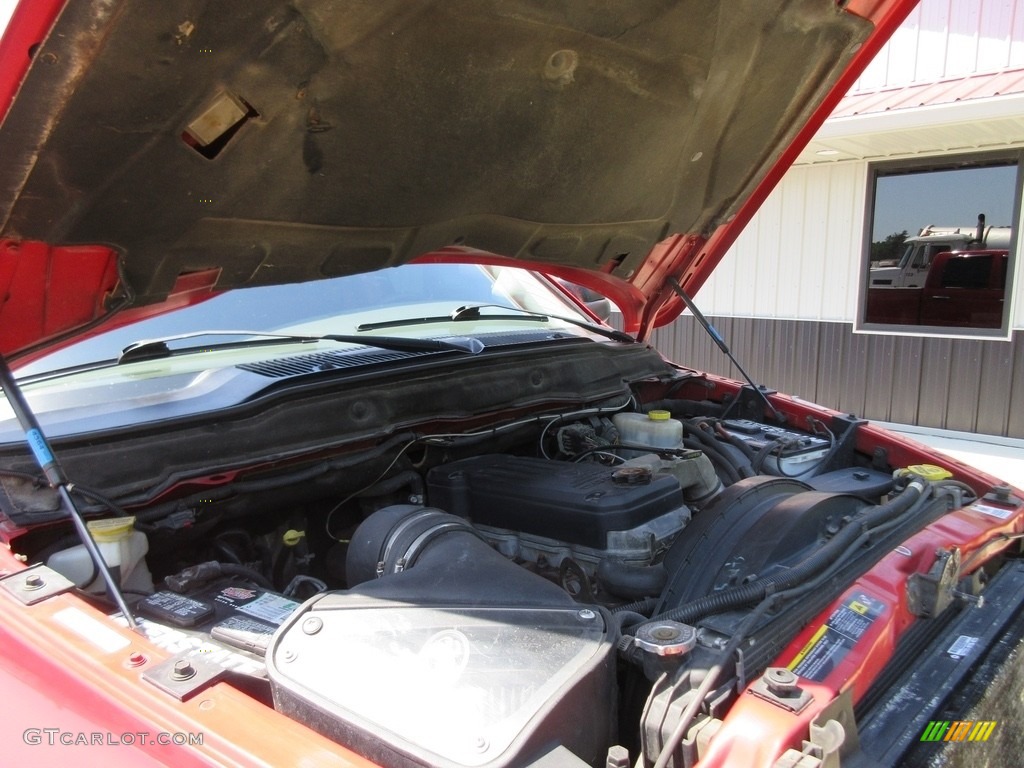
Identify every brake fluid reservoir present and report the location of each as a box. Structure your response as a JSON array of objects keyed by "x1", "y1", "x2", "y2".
[
  {"x1": 613, "y1": 410, "x2": 684, "y2": 457},
  {"x1": 47, "y1": 516, "x2": 153, "y2": 593}
]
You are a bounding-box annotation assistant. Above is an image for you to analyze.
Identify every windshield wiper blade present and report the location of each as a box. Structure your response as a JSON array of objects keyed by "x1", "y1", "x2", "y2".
[
  {"x1": 118, "y1": 330, "x2": 484, "y2": 365},
  {"x1": 358, "y1": 304, "x2": 636, "y2": 344}
]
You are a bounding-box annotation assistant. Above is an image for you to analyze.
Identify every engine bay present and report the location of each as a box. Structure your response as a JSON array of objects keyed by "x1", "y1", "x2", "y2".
[{"x1": 2, "y1": 374, "x2": 985, "y2": 768}]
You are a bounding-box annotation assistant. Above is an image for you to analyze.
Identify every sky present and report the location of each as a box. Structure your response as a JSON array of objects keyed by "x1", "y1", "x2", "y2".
[{"x1": 871, "y1": 164, "x2": 1018, "y2": 242}]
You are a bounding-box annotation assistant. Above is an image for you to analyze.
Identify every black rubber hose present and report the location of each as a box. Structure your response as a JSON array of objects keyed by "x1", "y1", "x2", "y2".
[
  {"x1": 611, "y1": 596, "x2": 658, "y2": 615},
  {"x1": 219, "y1": 563, "x2": 274, "y2": 590},
  {"x1": 33, "y1": 533, "x2": 85, "y2": 566},
  {"x1": 164, "y1": 560, "x2": 273, "y2": 592},
  {"x1": 612, "y1": 610, "x2": 651, "y2": 635},
  {"x1": 70, "y1": 484, "x2": 132, "y2": 517},
  {"x1": 750, "y1": 438, "x2": 784, "y2": 473},
  {"x1": 647, "y1": 481, "x2": 929, "y2": 626},
  {"x1": 596, "y1": 559, "x2": 667, "y2": 600},
  {"x1": 681, "y1": 437, "x2": 740, "y2": 485},
  {"x1": 359, "y1": 469, "x2": 424, "y2": 498},
  {"x1": 714, "y1": 424, "x2": 758, "y2": 463},
  {"x1": 685, "y1": 423, "x2": 753, "y2": 479}
]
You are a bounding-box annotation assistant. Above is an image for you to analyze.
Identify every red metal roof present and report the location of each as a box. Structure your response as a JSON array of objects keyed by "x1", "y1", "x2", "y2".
[{"x1": 832, "y1": 67, "x2": 1024, "y2": 117}]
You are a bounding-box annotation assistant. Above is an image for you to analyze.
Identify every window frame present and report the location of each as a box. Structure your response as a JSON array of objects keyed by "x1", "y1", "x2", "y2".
[{"x1": 856, "y1": 150, "x2": 1021, "y2": 339}]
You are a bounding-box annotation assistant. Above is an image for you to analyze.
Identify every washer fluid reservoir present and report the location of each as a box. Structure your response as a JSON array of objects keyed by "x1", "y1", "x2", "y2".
[{"x1": 47, "y1": 516, "x2": 153, "y2": 593}]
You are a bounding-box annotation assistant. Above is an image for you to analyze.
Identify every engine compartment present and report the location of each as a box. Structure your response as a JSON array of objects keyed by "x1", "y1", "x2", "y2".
[{"x1": 3, "y1": 377, "x2": 982, "y2": 768}]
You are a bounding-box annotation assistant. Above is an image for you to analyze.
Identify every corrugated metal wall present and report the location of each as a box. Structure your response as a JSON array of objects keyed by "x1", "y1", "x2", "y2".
[
  {"x1": 855, "y1": 0, "x2": 1024, "y2": 89},
  {"x1": 699, "y1": 163, "x2": 868, "y2": 323},
  {"x1": 651, "y1": 318, "x2": 1024, "y2": 439}
]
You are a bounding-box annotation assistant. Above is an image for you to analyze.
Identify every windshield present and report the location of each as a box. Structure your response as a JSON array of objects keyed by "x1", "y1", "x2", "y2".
[{"x1": 18, "y1": 264, "x2": 594, "y2": 377}]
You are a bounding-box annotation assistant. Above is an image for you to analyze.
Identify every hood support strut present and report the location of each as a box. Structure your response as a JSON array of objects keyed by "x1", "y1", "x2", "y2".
[{"x1": 0, "y1": 355, "x2": 139, "y2": 630}]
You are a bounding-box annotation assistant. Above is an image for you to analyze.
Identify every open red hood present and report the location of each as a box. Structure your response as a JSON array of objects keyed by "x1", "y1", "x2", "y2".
[{"x1": 0, "y1": 0, "x2": 916, "y2": 357}]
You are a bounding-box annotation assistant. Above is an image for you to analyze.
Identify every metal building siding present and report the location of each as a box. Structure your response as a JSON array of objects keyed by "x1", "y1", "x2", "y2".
[
  {"x1": 698, "y1": 163, "x2": 866, "y2": 321},
  {"x1": 652, "y1": 319, "x2": 1024, "y2": 439},
  {"x1": 853, "y1": 0, "x2": 1024, "y2": 91},
  {"x1": 1010, "y1": 339, "x2": 1024, "y2": 435}
]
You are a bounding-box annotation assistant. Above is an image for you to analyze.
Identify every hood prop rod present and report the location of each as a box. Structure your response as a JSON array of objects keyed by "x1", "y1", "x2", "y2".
[
  {"x1": 666, "y1": 277, "x2": 782, "y2": 421},
  {"x1": 0, "y1": 355, "x2": 139, "y2": 631}
]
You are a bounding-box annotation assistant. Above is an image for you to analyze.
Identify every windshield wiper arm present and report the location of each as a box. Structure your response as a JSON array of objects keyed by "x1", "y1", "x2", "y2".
[
  {"x1": 118, "y1": 330, "x2": 484, "y2": 365},
  {"x1": 358, "y1": 304, "x2": 636, "y2": 344}
]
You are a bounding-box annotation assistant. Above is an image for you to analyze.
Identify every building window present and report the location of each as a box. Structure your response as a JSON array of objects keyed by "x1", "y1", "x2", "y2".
[{"x1": 859, "y1": 153, "x2": 1019, "y2": 334}]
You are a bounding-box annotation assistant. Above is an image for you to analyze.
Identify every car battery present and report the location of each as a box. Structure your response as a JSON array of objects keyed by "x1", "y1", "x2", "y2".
[
  {"x1": 719, "y1": 419, "x2": 831, "y2": 475},
  {"x1": 136, "y1": 580, "x2": 301, "y2": 678}
]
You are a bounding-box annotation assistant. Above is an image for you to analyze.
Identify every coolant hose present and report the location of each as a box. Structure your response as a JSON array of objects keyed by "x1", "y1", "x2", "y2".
[
  {"x1": 611, "y1": 596, "x2": 658, "y2": 616},
  {"x1": 682, "y1": 437, "x2": 740, "y2": 485},
  {"x1": 685, "y1": 424, "x2": 754, "y2": 479},
  {"x1": 596, "y1": 559, "x2": 667, "y2": 600}
]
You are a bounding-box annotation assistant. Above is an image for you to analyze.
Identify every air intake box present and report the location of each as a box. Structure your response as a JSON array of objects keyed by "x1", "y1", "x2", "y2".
[{"x1": 267, "y1": 506, "x2": 615, "y2": 768}]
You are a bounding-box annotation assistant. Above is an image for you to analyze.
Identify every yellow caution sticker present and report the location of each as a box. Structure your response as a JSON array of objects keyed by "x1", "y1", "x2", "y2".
[
  {"x1": 788, "y1": 625, "x2": 828, "y2": 671},
  {"x1": 786, "y1": 592, "x2": 885, "y2": 681}
]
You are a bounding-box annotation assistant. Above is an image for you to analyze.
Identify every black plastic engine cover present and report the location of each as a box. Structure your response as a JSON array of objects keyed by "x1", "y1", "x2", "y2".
[{"x1": 426, "y1": 454, "x2": 683, "y2": 549}]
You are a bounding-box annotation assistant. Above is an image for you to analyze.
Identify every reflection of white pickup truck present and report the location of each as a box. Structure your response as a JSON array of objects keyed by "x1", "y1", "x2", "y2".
[{"x1": 869, "y1": 215, "x2": 1011, "y2": 289}]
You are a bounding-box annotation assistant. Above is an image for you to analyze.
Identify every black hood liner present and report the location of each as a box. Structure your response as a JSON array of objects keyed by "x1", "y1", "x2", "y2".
[{"x1": 0, "y1": 0, "x2": 867, "y2": 305}]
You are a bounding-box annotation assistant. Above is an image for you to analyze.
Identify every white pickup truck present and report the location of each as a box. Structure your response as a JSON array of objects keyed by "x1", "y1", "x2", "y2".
[{"x1": 869, "y1": 214, "x2": 1012, "y2": 289}]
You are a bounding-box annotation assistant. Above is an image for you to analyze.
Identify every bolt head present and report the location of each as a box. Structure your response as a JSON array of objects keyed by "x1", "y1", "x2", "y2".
[
  {"x1": 171, "y1": 659, "x2": 196, "y2": 681},
  {"x1": 23, "y1": 573, "x2": 44, "y2": 590},
  {"x1": 764, "y1": 666, "x2": 799, "y2": 695}
]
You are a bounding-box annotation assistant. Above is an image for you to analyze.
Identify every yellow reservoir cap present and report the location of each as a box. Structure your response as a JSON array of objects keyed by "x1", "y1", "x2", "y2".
[
  {"x1": 86, "y1": 516, "x2": 137, "y2": 542},
  {"x1": 648, "y1": 410, "x2": 671, "y2": 421},
  {"x1": 905, "y1": 464, "x2": 953, "y2": 481},
  {"x1": 283, "y1": 529, "x2": 306, "y2": 547}
]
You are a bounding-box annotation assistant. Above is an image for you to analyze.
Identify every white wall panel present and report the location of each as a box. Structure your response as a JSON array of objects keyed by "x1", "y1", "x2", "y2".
[
  {"x1": 697, "y1": 164, "x2": 866, "y2": 323},
  {"x1": 947, "y1": 0, "x2": 982, "y2": 76},
  {"x1": 851, "y1": 0, "x2": 1024, "y2": 92},
  {"x1": 976, "y1": 0, "x2": 1018, "y2": 71},
  {"x1": 751, "y1": 187, "x2": 784, "y2": 318}
]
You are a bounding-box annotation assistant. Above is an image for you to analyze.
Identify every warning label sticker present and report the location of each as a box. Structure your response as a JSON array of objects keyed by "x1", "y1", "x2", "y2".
[
  {"x1": 237, "y1": 592, "x2": 300, "y2": 625},
  {"x1": 211, "y1": 587, "x2": 300, "y2": 625},
  {"x1": 787, "y1": 592, "x2": 885, "y2": 682},
  {"x1": 969, "y1": 503, "x2": 1014, "y2": 521}
]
